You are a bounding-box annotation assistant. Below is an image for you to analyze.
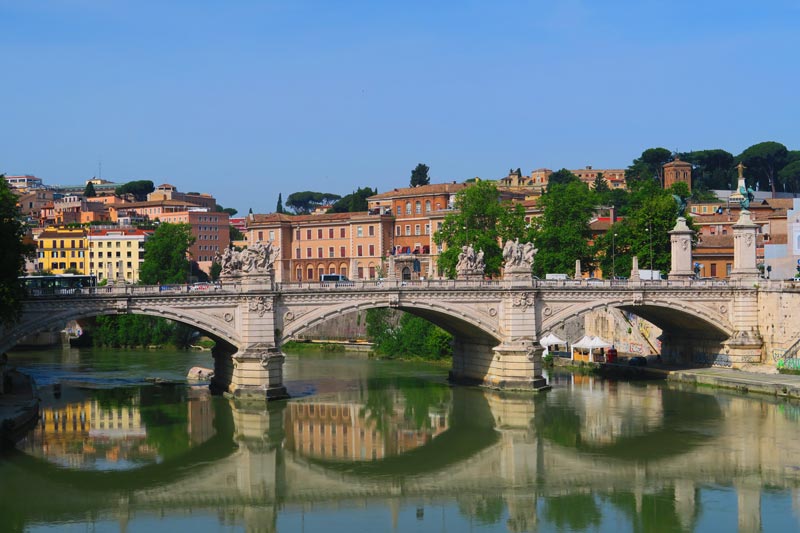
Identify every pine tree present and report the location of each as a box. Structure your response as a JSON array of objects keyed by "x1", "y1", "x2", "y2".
[{"x1": 276, "y1": 193, "x2": 284, "y2": 214}]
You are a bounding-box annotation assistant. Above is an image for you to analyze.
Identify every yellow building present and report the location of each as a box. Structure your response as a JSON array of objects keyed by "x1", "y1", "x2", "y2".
[
  {"x1": 35, "y1": 227, "x2": 89, "y2": 274},
  {"x1": 88, "y1": 227, "x2": 151, "y2": 282}
]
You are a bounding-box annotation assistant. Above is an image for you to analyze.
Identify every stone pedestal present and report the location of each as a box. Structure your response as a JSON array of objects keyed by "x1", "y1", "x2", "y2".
[
  {"x1": 668, "y1": 217, "x2": 695, "y2": 281},
  {"x1": 730, "y1": 210, "x2": 760, "y2": 282},
  {"x1": 629, "y1": 256, "x2": 641, "y2": 282},
  {"x1": 486, "y1": 342, "x2": 549, "y2": 391},
  {"x1": 457, "y1": 269, "x2": 484, "y2": 281},
  {"x1": 229, "y1": 344, "x2": 289, "y2": 400},
  {"x1": 503, "y1": 266, "x2": 534, "y2": 287}
]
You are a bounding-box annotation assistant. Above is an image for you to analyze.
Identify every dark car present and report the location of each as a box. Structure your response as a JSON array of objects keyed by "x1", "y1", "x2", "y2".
[{"x1": 628, "y1": 356, "x2": 648, "y2": 367}]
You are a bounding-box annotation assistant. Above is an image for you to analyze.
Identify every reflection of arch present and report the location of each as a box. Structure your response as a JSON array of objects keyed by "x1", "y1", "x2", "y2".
[
  {"x1": 536, "y1": 387, "x2": 721, "y2": 461},
  {"x1": 292, "y1": 386, "x2": 498, "y2": 479}
]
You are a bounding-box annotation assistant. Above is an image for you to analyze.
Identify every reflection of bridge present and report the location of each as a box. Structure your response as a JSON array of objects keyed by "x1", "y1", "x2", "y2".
[
  {"x1": 4, "y1": 277, "x2": 800, "y2": 397},
  {"x1": 5, "y1": 384, "x2": 800, "y2": 533}
]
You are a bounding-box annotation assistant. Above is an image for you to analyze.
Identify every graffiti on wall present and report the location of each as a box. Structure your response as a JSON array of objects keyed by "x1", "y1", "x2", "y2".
[{"x1": 694, "y1": 353, "x2": 733, "y2": 368}]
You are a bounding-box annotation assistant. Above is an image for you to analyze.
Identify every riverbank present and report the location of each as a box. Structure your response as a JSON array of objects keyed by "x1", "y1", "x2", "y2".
[
  {"x1": 0, "y1": 370, "x2": 40, "y2": 448},
  {"x1": 554, "y1": 355, "x2": 800, "y2": 401}
]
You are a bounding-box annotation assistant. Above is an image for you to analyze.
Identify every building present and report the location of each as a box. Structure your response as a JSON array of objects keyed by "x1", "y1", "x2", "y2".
[
  {"x1": 571, "y1": 166, "x2": 626, "y2": 190},
  {"x1": 764, "y1": 198, "x2": 800, "y2": 279},
  {"x1": 245, "y1": 211, "x2": 394, "y2": 282},
  {"x1": 663, "y1": 156, "x2": 693, "y2": 190},
  {"x1": 35, "y1": 227, "x2": 89, "y2": 274},
  {"x1": 87, "y1": 227, "x2": 151, "y2": 282},
  {"x1": 158, "y1": 209, "x2": 230, "y2": 272},
  {"x1": 147, "y1": 183, "x2": 217, "y2": 210},
  {"x1": 4, "y1": 174, "x2": 44, "y2": 191},
  {"x1": 367, "y1": 182, "x2": 466, "y2": 279}
]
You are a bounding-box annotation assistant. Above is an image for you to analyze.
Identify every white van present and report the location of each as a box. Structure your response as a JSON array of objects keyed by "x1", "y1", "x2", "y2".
[
  {"x1": 320, "y1": 274, "x2": 354, "y2": 286},
  {"x1": 545, "y1": 273, "x2": 570, "y2": 280}
]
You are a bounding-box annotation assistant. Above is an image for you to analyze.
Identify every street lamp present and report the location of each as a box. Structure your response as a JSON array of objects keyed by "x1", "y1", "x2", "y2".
[
  {"x1": 612, "y1": 233, "x2": 618, "y2": 278},
  {"x1": 647, "y1": 220, "x2": 654, "y2": 270}
]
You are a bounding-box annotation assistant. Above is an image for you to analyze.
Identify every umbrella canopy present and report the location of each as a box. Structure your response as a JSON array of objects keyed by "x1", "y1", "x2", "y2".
[{"x1": 539, "y1": 332, "x2": 566, "y2": 348}]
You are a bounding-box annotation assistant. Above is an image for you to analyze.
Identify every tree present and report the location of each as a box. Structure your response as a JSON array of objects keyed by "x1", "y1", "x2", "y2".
[
  {"x1": 410, "y1": 164, "x2": 430, "y2": 187},
  {"x1": 84, "y1": 182, "x2": 97, "y2": 197},
  {"x1": 328, "y1": 187, "x2": 377, "y2": 213},
  {"x1": 276, "y1": 193, "x2": 284, "y2": 214},
  {"x1": 778, "y1": 160, "x2": 800, "y2": 193},
  {"x1": 433, "y1": 181, "x2": 526, "y2": 278},
  {"x1": 0, "y1": 175, "x2": 31, "y2": 324},
  {"x1": 139, "y1": 223, "x2": 194, "y2": 284},
  {"x1": 626, "y1": 148, "x2": 672, "y2": 188},
  {"x1": 546, "y1": 168, "x2": 580, "y2": 191},
  {"x1": 209, "y1": 261, "x2": 222, "y2": 281},
  {"x1": 531, "y1": 181, "x2": 596, "y2": 276},
  {"x1": 214, "y1": 205, "x2": 238, "y2": 216},
  {"x1": 679, "y1": 149, "x2": 735, "y2": 190},
  {"x1": 739, "y1": 141, "x2": 789, "y2": 196},
  {"x1": 592, "y1": 172, "x2": 610, "y2": 194},
  {"x1": 230, "y1": 225, "x2": 244, "y2": 241},
  {"x1": 285, "y1": 191, "x2": 342, "y2": 214},
  {"x1": 114, "y1": 180, "x2": 155, "y2": 201}
]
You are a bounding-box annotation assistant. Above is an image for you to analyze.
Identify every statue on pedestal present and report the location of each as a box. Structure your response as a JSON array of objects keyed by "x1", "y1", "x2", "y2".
[
  {"x1": 219, "y1": 242, "x2": 280, "y2": 277},
  {"x1": 455, "y1": 244, "x2": 485, "y2": 277},
  {"x1": 502, "y1": 239, "x2": 537, "y2": 270}
]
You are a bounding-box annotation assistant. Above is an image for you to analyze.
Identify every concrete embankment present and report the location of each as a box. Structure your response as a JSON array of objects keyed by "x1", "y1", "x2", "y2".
[{"x1": 0, "y1": 370, "x2": 40, "y2": 448}]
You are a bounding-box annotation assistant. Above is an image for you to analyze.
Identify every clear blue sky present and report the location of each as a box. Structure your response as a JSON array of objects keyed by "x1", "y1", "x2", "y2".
[{"x1": 2, "y1": 0, "x2": 798, "y2": 214}]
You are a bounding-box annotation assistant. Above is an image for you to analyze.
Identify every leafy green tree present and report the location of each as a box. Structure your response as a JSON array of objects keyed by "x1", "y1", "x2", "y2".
[
  {"x1": 83, "y1": 182, "x2": 97, "y2": 197},
  {"x1": 139, "y1": 223, "x2": 194, "y2": 284},
  {"x1": 738, "y1": 141, "x2": 788, "y2": 196},
  {"x1": 531, "y1": 181, "x2": 596, "y2": 276},
  {"x1": 434, "y1": 181, "x2": 526, "y2": 278},
  {"x1": 114, "y1": 180, "x2": 155, "y2": 201},
  {"x1": 410, "y1": 163, "x2": 430, "y2": 187},
  {"x1": 213, "y1": 205, "x2": 238, "y2": 216},
  {"x1": 276, "y1": 193, "x2": 284, "y2": 214},
  {"x1": 626, "y1": 147, "x2": 672, "y2": 188},
  {"x1": 0, "y1": 175, "x2": 31, "y2": 324},
  {"x1": 328, "y1": 187, "x2": 377, "y2": 213},
  {"x1": 546, "y1": 168, "x2": 580, "y2": 191},
  {"x1": 230, "y1": 225, "x2": 244, "y2": 241},
  {"x1": 209, "y1": 260, "x2": 222, "y2": 281},
  {"x1": 592, "y1": 172, "x2": 610, "y2": 194},
  {"x1": 679, "y1": 149, "x2": 735, "y2": 190},
  {"x1": 778, "y1": 160, "x2": 800, "y2": 193},
  {"x1": 285, "y1": 191, "x2": 342, "y2": 214}
]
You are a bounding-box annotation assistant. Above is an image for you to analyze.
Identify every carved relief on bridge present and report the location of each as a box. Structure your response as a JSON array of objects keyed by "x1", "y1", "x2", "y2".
[{"x1": 248, "y1": 296, "x2": 273, "y2": 317}]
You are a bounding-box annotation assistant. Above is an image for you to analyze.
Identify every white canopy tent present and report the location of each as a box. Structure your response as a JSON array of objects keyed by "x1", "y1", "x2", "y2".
[
  {"x1": 571, "y1": 335, "x2": 613, "y2": 362},
  {"x1": 539, "y1": 332, "x2": 567, "y2": 356}
]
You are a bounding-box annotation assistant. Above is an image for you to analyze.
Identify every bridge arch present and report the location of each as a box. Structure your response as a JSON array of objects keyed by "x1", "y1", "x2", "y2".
[
  {"x1": 278, "y1": 298, "x2": 501, "y2": 347},
  {"x1": 3, "y1": 301, "x2": 241, "y2": 354},
  {"x1": 539, "y1": 296, "x2": 733, "y2": 339}
]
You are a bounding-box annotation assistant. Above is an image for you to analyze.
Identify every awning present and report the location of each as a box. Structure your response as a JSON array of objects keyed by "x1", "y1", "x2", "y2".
[
  {"x1": 571, "y1": 335, "x2": 612, "y2": 350},
  {"x1": 539, "y1": 332, "x2": 566, "y2": 348}
]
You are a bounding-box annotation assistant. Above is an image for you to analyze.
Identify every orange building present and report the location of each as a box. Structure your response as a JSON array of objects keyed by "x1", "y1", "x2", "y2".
[
  {"x1": 663, "y1": 156, "x2": 693, "y2": 190},
  {"x1": 367, "y1": 182, "x2": 466, "y2": 279},
  {"x1": 245, "y1": 211, "x2": 394, "y2": 282},
  {"x1": 158, "y1": 209, "x2": 230, "y2": 272}
]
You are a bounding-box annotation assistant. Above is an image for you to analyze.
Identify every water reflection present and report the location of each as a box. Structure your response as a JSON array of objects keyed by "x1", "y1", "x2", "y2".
[{"x1": 3, "y1": 355, "x2": 800, "y2": 532}]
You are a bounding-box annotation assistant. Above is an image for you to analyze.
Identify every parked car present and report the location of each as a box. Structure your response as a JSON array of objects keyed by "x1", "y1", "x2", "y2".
[{"x1": 628, "y1": 356, "x2": 648, "y2": 367}]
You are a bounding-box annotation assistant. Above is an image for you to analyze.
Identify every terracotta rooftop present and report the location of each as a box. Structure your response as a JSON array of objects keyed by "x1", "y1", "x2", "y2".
[
  {"x1": 248, "y1": 212, "x2": 372, "y2": 225},
  {"x1": 367, "y1": 182, "x2": 467, "y2": 201}
]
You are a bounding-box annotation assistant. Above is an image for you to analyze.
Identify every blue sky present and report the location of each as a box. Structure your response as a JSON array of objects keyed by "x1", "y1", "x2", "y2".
[{"x1": 2, "y1": 0, "x2": 799, "y2": 214}]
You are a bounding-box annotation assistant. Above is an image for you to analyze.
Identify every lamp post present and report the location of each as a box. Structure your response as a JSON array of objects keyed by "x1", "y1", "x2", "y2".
[
  {"x1": 647, "y1": 220, "x2": 653, "y2": 270},
  {"x1": 612, "y1": 233, "x2": 617, "y2": 278}
]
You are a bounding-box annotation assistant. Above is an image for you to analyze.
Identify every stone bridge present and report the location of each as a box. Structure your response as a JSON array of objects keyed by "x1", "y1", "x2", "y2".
[{"x1": 4, "y1": 274, "x2": 799, "y2": 399}]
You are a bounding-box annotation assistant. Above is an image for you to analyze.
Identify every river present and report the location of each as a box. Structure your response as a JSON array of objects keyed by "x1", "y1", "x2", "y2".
[{"x1": 2, "y1": 347, "x2": 800, "y2": 532}]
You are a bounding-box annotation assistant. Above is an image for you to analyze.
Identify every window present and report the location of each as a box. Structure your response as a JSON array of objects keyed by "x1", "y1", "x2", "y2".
[
  {"x1": 307, "y1": 267, "x2": 314, "y2": 280},
  {"x1": 340, "y1": 227, "x2": 346, "y2": 238},
  {"x1": 415, "y1": 201, "x2": 421, "y2": 214},
  {"x1": 368, "y1": 225, "x2": 374, "y2": 236},
  {"x1": 369, "y1": 266, "x2": 376, "y2": 279},
  {"x1": 425, "y1": 224, "x2": 430, "y2": 235},
  {"x1": 269, "y1": 230, "x2": 275, "y2": 241},
  {"x1": 425, "y1": 200, "x2": 431, "y2": 212},
  {"x1": 710, "y1": 263, "x2": 717, "y2": 277},
  {"x1": 726, "y1": 263, "x2": 732, "y2": 276},
  {"x1": 405, "y1": 225, "x2": 411, "y2": 236},
  {"x1": 258, "y1": 231, "x2": 263, "y2": 241},
  {"x1": 306, "y1": 247, "x2": 312, "y2": 258},
  {"x1": 340, "y1": 246, "x2": 346, "y2": 257},
  {"x1": 296, "y1": 230, "x2": 301, "y2": 240},
  {"x1": 306, "y1": 229, "x2": 312, "y2": 239},
  {"x1": 317, "y1": 247, "x2": 323, "y2": 258},
  {"x1": 357, "y1": 245, "x2": 363, "y2": 257},
  {"x1": 368, "y1": 244, "x2": 374, "y2": 256},
  {"x1": 405, "y1": 202, "x2": 411, "y2": 214},
  {"x1": 357, "y1": 226, "x2": 363, "y2": 237},
  {"x1": 396, "y1": 226, "x2": 401, "y2": 236},
  {"x1": 318, "y1": 229, "x2": 323, "y2": 239},
  {"x1": 329, "y1": 247, "x2": 334, "y2": 257},
  {"x1": 296, "y1": 248, "x2": 301, "y2": 259},
  {"x1": 415, "y1": 224, "x2": 420, "y2": 235},
  {"x1": 396, "y1": 206, "x2": 402, "y2": 216},
  {"x1": 329, "y1": 228, "x2": 334, "y2": 238}
]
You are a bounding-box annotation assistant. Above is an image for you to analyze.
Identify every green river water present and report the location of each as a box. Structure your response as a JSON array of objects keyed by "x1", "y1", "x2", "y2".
[{"x1": 2, "y1": 347, "x2": 800, "y2": 532}]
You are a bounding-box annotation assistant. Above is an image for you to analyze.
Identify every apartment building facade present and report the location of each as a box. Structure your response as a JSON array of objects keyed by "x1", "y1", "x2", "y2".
[
  {"x1": 158, "y1": 209, "x2": 230, "y2": 272},
  {"x1": 87, "y1": 228, "x2": 151, "y2": 282},
  {"x1": 35, "y1": 227, "x2": 89, "y2": 274},
  {"x1": 245, "y1": 211, "x2": 394, "y2": 283}
]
